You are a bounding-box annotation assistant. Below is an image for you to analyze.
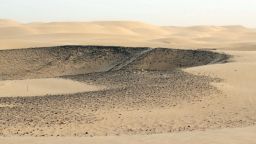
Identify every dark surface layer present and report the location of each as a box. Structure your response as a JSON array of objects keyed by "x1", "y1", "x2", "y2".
[{"x1": 0, "y1": 45, "x2": 228, "y2": 80}]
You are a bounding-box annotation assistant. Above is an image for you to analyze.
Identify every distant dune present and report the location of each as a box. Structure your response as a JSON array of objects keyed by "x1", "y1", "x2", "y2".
[{"x1": 0, "y1": 19, "x2": 256, "y2": 50}]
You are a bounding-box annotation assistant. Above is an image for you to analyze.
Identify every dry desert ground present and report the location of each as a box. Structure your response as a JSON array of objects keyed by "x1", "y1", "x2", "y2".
[{"x1": 0, "y1": 19, "x2": 256, "y2": 143}]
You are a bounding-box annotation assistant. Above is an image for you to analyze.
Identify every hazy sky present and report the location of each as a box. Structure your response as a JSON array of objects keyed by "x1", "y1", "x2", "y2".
[{"x1": 0, "y1": 0, "x2": 256, "y2": 26}]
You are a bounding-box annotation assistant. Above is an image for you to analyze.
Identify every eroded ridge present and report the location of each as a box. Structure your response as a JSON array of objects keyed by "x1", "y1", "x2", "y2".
[{"x1": 0, "y1": 45, "x2": 228, "y2": 80}]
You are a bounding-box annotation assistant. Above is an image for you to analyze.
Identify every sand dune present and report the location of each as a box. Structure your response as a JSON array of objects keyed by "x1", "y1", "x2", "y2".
[{"x1": 0, "y1": 19, "x2": 256, "y2": 50}]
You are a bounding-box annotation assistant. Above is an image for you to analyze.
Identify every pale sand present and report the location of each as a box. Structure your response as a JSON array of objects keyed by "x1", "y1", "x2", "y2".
[
  {"x1": 185, "y1": 50, "x2": 256, "y2": 109},
  {"x1": 0, "y1": 78, "x2": 104, "y2": 97},
  {"x1": 183, "y1": 50, "x2": 256, "y2": 143},
  {"x1": 1, "y1": 19, "x2": 256, "y2": 143},
  {"x1": 0, "y1": 19, "x2": 256, "y2": 50},
  {"x1": 1, "y1": 126, "x2": 256, "y2": 144}
]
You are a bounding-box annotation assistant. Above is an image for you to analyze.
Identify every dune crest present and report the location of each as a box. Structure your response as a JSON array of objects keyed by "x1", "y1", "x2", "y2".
[{"x1": 0, "y1": 19, "x2": 256, "y2": 50}]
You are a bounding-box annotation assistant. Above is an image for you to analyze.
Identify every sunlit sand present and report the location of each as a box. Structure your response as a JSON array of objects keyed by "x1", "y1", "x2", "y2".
[{"x1": 0, "y1": 78, "x2": 104, "y2": 97}]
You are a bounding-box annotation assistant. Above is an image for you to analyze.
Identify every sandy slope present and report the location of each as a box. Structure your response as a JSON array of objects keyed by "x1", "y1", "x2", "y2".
[
  {"x1": 185, "y1": 50, "x2": 256, "y2": 112},
  {"x1": 183, "y1": 50, "x2": 256, "y2": 143},
  {"x1": 0, "y1": 19, "x2": 256, "y2": 50}
]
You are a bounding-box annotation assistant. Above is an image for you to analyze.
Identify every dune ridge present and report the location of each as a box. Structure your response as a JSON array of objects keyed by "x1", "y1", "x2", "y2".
[{"x1": 1, "y1": 19, "x2": 256, "y2": 50}]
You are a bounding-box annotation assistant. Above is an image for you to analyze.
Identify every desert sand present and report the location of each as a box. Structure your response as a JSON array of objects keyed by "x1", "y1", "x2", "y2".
[
  {"x1": 0, "y1": 19, "x2": 256, "y2": 144},
  {"x1": 0, "y1": 19, "x2": 256, "y2": 50},
  {"x1": 0, "y1": 78, "x2": 104, "y2": 97},
  {"x1": 1, "y1": 126, "x2": 256, "y2": 144}
]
